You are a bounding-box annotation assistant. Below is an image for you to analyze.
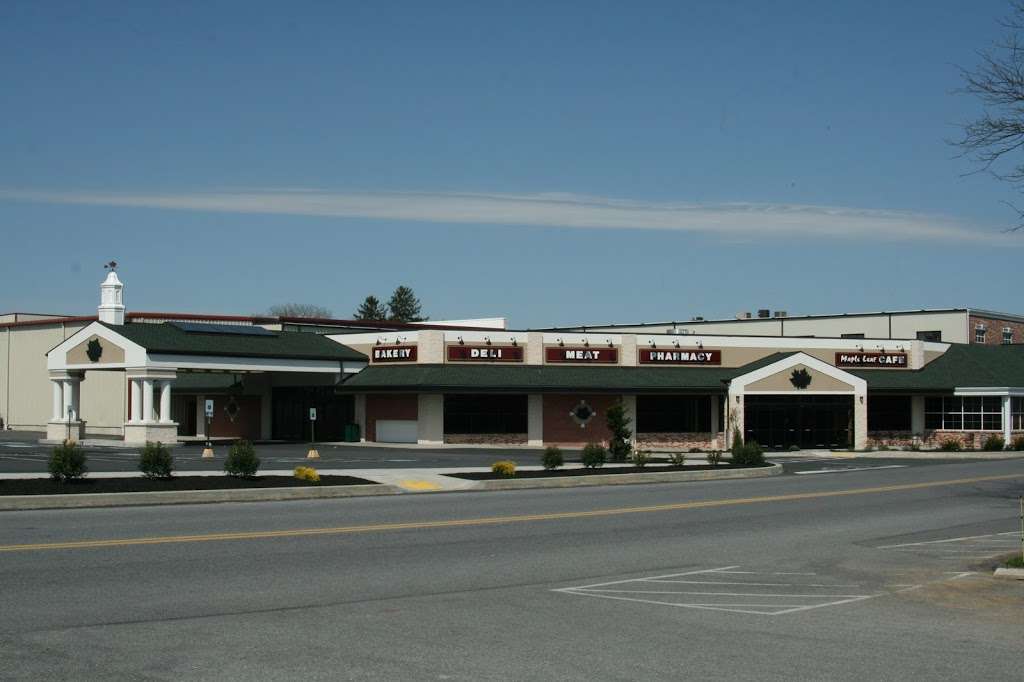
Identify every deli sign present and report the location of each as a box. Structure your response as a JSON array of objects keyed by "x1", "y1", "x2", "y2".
[
  {"x1": 546, "y1": 347, "x2": 618, "y2": 364},
  {"x1": 372, "y1": 345, "x2": 417, "y2": 363},
  {"x1": 638, "y1": 349, "x2": 721, "y2": 365},
  {"x1": 447, "y1": 345, "x2": 523, "y2": 362},
  {"x1": 835, "y1": 352, "x2": 908, "y2": 368}
]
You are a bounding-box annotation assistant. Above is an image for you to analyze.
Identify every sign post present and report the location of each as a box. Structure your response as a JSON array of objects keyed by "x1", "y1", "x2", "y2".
[
  {"x1": 306, "y1": 407, "x2": 319, "y2": 459},
  {"x1": 202, "y1": 399, "x2": 215, "y2": 458}
]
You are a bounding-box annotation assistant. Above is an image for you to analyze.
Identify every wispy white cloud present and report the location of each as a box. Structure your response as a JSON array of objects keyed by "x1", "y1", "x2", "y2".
[{"x1": 0, "y1": 187, "x2": 1012, "y2": 245}]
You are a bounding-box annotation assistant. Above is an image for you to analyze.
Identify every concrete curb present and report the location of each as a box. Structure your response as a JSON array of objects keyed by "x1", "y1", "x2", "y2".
[
  {"x1": 0, "y1": 484, "x2": 400, "y2": 511},
  {"x1": 466, "y1": 463, "x2": 783, "y2": 490},
  {"x1": 831, "y1": 451, "x2": 1024, "y2": 460},
  {"x1": 993, "y1": 567, "x2": 1024, "y2": 580}
]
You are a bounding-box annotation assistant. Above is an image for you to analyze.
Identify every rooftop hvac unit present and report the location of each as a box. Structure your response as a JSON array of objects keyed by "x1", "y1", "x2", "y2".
[
  {"x1": 691, "y1": 316, "x2": 704, "y2": 321},
  {"x1": 773, "y1": 311, "x2": 788, "y2": 318},
  {"x1": 736, "y1": 311, "x2": 752, "y2": 319},
  {"x1": 757, "y1": 309, "x2": 771, "y2": 318}
]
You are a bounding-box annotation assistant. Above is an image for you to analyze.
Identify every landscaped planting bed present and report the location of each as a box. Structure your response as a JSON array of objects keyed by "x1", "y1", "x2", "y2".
[
  {"x1": 0, "y1": 475, "x2": 377, "y2": 496},
  {"x1": 448, "y1": 464, "x2": 770, "y2": 481}
]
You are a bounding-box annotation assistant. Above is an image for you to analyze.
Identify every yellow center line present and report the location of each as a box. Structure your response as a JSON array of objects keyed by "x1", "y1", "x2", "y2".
[{"x1": 1, "y1": 472, "x2": 1021, "y2": 553}]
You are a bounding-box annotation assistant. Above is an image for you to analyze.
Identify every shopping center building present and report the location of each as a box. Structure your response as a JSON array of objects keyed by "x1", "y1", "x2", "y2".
[{"x1": 2, "y1": 271, "x2": 1023, "y2": 450}]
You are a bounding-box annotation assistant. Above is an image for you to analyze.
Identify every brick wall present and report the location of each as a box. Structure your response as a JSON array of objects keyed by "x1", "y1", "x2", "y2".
[
  {"x1": 636, "y1": 432, "x2": 724, "y2": 451},
  {"x1": 542, "y1": 394, "x2": 618, "y2": 445},
  {"x1": 365, "y1": 394, "x2": 418, "y2": 442},
  {"x1": 445, "y1": 433, "x2": 528, "y2": 445},
  {"x1": 969, "y1": 315, "x2": 1024, "y2": 345},
  {"x1": 868, "y1": 430, "x2": 1023, "y2": 449}
]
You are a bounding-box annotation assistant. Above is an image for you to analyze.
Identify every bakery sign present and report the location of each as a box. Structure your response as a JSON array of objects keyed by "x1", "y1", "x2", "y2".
[
  {"x1": 835, "y1": 352, "x2": 908, "y2": 368},
  {"x1": 545, "y1": 347, "x2": 619, "y2": 364},
  {"x1": 371, "y1": 345, "x2": 418, "y2": 363},
  {"x1": 638, "y1": 349, "x2": 721, "y2": 365},
  {"x1": 447, "y1": 345, "x2": 524, "y2": 362}
]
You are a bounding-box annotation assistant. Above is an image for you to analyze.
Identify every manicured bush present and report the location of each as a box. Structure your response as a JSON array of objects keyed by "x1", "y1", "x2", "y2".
[
  {"x1": 1013, "y1": 435, "x2": 1024, "y2": 451},
  {"x1": 788, "y1": 444, "x2": 801, "y2": 452},
  {"x1": 224, "y1": 439, "x2": 260, "y2": 478},
  {"x1": 706, "y1": 450, "x2": 723, "y2": 466},
  {"x1": 293, "y1": 466, "x2": 320, "y2": 483},
  {"x1": 631, "y1": 450, "x2": 651, "y2": 468},
  {"x1": 981, "y1": 434, "x2": 1006, "y2": 452},
  {"x1": 138, "y1": 441, "x2": 173, "y2": 479},
  {"x1": 667, "y1": 452, "x2": 687, "y2": 467},
  {"x1": 605, "y1": 401, "x2": 633, "y2": 462},
  {"x1": 581, "y1": 443, "x2": 607, "y2": 469},
  {"x1": 491, "y1": 460, "x2": 516, "y2": 478},
  {"x1": 688, "y1": 447, "x2": 702, "y2": 454},
  {"x1": 49, "y1": 440, "x2": 87, "y2": 482},
  {"x1": 938, "y1": 437, "x2": 962, "y2": 452},
  {"x1": 732, "y1": 440, "x2": 765, "y2": 466},
  {"x1": 730, "y1": 430, "x2": 743, "y2": 458},
  {"x1": 541, "y1": 446, "x2": 564, "y2": 471}
]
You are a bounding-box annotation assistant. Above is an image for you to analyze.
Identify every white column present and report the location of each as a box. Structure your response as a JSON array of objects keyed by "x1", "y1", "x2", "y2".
[
  {"x1": 417, "y1": 394, "x2": 444, "y2": 445},
  {"x1": 195, "y1": 395, "x2": 206, "y2": 438},
  {"x1": 62, "y1": 380, "x2": 73, "y2": 420},
  {"x1": 1003, "y1": 395, "x2": 1012, "y2": 446},
  {"x1": 621, "y1": 395, "x2": 637, "y2": 446},
  {"x1": 130, "y1": 379, "x2": 142, "y2": 423},
  {"x1": 159, "y1": 380, "x2": 173, "y2": 423},
  {"x1": 142, "y1": 379, "x2": 154, "y2": 423},
  {"x1": 527, "y1": 394, "x2": 544, "y2": 445},
  {"x1": 70, "y1": 380, "x2": 80, "y2": 420},
  {"x1": 51, "y1": 381, "x2": 63, "y2": 421}
]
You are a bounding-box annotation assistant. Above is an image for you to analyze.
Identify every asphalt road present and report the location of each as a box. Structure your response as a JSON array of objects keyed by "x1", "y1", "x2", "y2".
[{"x1": 1, "y1": 458, "x2": 1023, "y2": 680}]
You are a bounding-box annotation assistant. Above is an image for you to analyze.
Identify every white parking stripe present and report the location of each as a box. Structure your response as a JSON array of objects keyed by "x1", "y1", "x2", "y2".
[
  {"x1": 876, "y1": 531, "x2": 1016, "y2": 549},
  {"x1": 795, "y1": 465, "x2": 907, "y2": 475}
]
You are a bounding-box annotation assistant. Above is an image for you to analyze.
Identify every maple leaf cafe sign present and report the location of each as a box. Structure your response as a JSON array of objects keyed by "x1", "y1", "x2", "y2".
[
  {"x1": 447, "y1": 345, "x2": 524, "y2": 362},
  {"x1": 545, "y1": 347, "x2": 619, "y2": 364},
  {"x1": 835, "y1": 352, "x2": 908, "y2": 368},
  {"x1": 371, "y1": 345, "x2": 418, "y2": 363},
  {"x1": 638, "y1": 349, "x2": 721, "y2": 365}
]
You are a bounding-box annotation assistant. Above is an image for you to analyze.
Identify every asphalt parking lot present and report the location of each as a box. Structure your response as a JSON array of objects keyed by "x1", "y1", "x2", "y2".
[{"x1": 0, "y1": 430, "x2": 1006, "y2": 475}]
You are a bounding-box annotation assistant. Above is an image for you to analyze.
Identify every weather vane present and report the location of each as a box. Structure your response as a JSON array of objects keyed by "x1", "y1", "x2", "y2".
[{"x1": 104, "y1": 260, "x2": 118, "y2": 272}]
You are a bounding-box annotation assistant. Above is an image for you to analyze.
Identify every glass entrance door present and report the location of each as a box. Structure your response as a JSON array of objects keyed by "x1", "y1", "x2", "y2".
[{"x1": 743, "y1": 395, "x2": 853, "y2": 449}]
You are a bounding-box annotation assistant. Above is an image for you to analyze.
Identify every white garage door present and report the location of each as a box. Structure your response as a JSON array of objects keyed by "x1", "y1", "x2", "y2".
[{"x1": 376, "y1": 419, "x2": 418, "y2": 443}]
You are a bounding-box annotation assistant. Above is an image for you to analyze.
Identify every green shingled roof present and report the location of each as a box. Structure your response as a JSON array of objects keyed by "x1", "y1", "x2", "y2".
[
  {"x1": 102, "y1": 322, "x2": 366, "y2": 362},
  {"x1": 338, "y1": 346, "x2": 1024, "y2": 393},
  {"x1": 853, "y1": 344, "x2": 1024, "y2": 392}
]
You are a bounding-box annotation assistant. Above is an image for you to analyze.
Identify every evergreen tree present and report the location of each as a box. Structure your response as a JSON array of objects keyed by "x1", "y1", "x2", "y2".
[
  {"x1": 605, "y1": 400, "x2": 633, "y2": 462},
  {"x1": 387, "y1": 285, "x2": 426, "y2": 322},
  {"x1": 353, "y1": 295, "x2": 388, "y2": 321}
]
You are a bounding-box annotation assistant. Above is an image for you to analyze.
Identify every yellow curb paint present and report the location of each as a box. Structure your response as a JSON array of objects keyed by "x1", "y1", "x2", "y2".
[
  {"x1": 0, "y1": 472, "x2": 1021, "y2": 553},
  {"x1": 398, "y1": 480, "x2": 442, "y2": 491}
]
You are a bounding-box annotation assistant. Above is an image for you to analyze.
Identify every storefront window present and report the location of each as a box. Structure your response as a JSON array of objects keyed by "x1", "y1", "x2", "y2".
[
  {"x1": 925, "y1": 396, "x2": 1002, "y2": 431},
  {"x1": 867, "y1": 396, "x2": 912, "y2": 431},
  {"x1": 1013, "y1": 397, "x2": 1024, "y2": 430},
  {"x1": 637, "y1": 395, "x2": 711, "y2": 433}
]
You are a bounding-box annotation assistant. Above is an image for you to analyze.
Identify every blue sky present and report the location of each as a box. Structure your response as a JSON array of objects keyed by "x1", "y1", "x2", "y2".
[{"x1": 1, "y1": 0, "x2": 1021, "y2": 327}]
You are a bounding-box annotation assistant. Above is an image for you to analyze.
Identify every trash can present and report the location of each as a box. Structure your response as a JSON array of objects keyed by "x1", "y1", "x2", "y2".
[{"x1": 344, "y1": 423, "x2": 361, "y2": 443}]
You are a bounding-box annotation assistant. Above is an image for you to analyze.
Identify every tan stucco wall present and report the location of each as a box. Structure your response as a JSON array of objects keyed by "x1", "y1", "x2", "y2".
[
  {"x1": 78, "y1": 370, "x2": 127, "y2": 434},
  {"x1": 3, "y1": 322, "x2": 88, "y2": 430},
  {"x1": 66, "y1": 334, "x2": 126, "y2": 365},
  {"x1": 0, "y1": 328, "x2": 9, "y2": 426},
  {"x1": 745, "y1": 364, "x2": 856, "y2": 393}
]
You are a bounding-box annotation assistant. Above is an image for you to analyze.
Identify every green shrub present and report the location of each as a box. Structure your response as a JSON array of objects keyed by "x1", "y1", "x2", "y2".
[
  {"x1": 908, "y1": 443, "x2": 921, "y2": 452},
  {"x1": 981, "y1": 434, "x2": 1005, "y2": 452},
  {"x1": 732, "y1": 440, "x2": 765, "y2": 466},
  {"x1": 706, "y1": 450, "x2": 723, "y2": 466},
  {"x1": 688, "y1": 447, "x2": 702, "y2": 454},
  {"x1": 541, "y1": 446, "x2": 564, "y2": 471},
  {"x1": 581, "y1": 442, "x2": 607, "y2": 469},
  {"x1": 788, "y1": 444, "x2": 801, "y2": 452},
  {"x1": 1013, "y1": 435, "x2": 1024, "y2": 451},
  {"x1": 938, "y1": 437, "x2": 962, "y2": 452},
  {"x1": 631, "y1": 450, "x2": 651, "y2": 468},
  {"x1": 138, "y1": 441, "x2": 173, "y2": 479},
  {"x1": 605, "y1": 401, "x2": 633, "y2": 462},
  {"x1": 730, "y1": 430, "x2": 743, "y2": 457},
  {"x1": 491, "y1": 460, "x2": 516, "y2": 477},
  {"x1": 49, "y1": 440, "x2": 87, "y2": 482},
  {"x1": 667, "y1": 452, "x2": 687, "y2": 466},
  {"x1": 877, "y1": 444, "x2": 890, "y2": 451},
  {"x1": 224, "y1": 439, "x2": 260, "y2": 478}
]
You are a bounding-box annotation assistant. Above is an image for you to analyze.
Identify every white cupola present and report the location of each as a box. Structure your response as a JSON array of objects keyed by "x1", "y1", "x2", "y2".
[{"x1": 98, "y1": 262, "x2": 125, "y2": 325}]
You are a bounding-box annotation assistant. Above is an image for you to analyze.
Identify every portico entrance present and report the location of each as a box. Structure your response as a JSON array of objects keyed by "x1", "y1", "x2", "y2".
[{"x1": 744, "y1": 395, "x2": 853, "y2": 449}]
